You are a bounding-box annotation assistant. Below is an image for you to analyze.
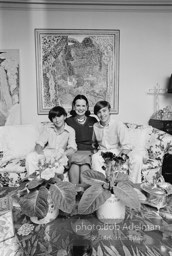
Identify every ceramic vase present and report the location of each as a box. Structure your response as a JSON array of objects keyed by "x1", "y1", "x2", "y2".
[{"x1": 96, "y1": 194, "x2": 125, "y2": 224}]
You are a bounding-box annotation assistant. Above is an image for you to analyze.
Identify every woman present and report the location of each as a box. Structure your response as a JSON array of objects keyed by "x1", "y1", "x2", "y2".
[{"x1": 66, "y1": 95, "x2": 97, "y2": 185}]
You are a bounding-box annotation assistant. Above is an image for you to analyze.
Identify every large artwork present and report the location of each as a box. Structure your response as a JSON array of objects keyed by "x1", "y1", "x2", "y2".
[
  {"x1": 0, "y1": 50, "x2": 20, "y2": 126},
  {"x1": 35, "y1": 29, "x2": 120, "y2": 114}
]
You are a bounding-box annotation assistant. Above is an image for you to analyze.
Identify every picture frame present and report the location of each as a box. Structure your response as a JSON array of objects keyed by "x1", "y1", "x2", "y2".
[{"x1": 35, "y1": 29, "x2": 120, "y2": 115}]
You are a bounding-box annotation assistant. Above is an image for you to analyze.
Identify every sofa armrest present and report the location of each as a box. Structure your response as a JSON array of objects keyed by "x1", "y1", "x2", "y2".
[{"x1": 146, "y1": 128, "x2": 172, "y2": 163}]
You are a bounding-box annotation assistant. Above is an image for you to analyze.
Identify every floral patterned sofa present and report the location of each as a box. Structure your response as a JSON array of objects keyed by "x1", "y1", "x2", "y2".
[
  {"x1": 0, "y1": 123, "x2": 172, "y2": 186},
  {"x1": 125, "y1": 123, "x2": 172, "y2": 182}
]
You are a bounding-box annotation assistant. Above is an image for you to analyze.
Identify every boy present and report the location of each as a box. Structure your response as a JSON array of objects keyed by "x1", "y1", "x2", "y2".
[
  {"x1": 92, "y1": 101, "x2": 143, "y2": 183},
  {"x1": 26, "y1": 106, "x2": 77, "y2": 175}
]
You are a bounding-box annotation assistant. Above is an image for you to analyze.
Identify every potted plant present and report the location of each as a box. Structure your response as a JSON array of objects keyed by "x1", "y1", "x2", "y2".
[
  {"x1": 78, "y1": 152, "x2": 141, "y2": 223},
  {"x1": 16, "y1": 152, "x2": 77, "y2": 224}
]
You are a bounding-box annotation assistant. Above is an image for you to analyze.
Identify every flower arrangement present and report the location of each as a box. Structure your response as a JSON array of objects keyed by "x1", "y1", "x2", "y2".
[
  {"x1": 77, "y1": 152, "x2": 141, "y2": 215},
  {"x1": 101, "y1": 151, "x2": 130, "y2": 182},
  {"x1": 16, "y1": 150, "x2": 77, "y2": 220},
  {"x1": 36, "y1": 149, "x2": 69, "y2": 179},
  {"x1": 17, "y1": 223, "x2": 34, "y2": 236}
]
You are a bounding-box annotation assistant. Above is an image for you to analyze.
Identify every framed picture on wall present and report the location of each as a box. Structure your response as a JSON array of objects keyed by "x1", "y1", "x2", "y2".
[
  {"x1": 0, "y1": 49, "x2": 20, "y2": 125},
  {"x1": 35, "y1": 29, "x2": 120, "y2": 115}
]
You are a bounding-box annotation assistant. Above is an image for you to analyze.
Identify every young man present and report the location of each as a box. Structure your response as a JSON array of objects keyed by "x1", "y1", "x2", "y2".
[
  {"x1": 26, "y1": 106, "x2": 77, "y2": 175},
  {"x1": 91, "y1": 101, "x2": 143, "y2": 183}
]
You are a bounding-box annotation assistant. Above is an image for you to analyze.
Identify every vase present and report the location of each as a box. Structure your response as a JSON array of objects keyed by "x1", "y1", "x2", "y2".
[
  {"x1": 30, "y1": 193, "x2": 59, "y2": 225},
  {"x1": 96, "y1": 194, "x2": 125, "y2": 224}
]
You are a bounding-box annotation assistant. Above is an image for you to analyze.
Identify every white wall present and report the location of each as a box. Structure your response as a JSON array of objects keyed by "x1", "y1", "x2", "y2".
[{"x1": 0, "y1": 7, "x2": 172, "y2": 125}]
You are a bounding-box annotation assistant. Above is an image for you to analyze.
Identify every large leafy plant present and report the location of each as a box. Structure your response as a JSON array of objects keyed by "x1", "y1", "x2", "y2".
[
  {"x1": 16, "y1": 153, "x2": 77, "y2": 219},
  {"x1": 78, "y1": 152, "x2": 141, "y2": 215}
]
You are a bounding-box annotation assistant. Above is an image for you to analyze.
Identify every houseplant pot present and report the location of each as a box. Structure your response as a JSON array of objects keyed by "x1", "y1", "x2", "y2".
[
  {"x1": 96, "y1": 194, "x2": 125, "y2": 224},
  {"x1": 16, "y1": 153, "x2": 77, "y2": 224},
  {"x1": 77, "y1": 152, "x2": 141, "y2": 224}
]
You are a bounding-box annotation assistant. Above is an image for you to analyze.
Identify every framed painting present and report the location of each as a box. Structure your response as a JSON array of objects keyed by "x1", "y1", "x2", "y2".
[
  {"x1": 0, "y1": 49, "x2": 20, "y2": 125},
  {"x1": 35, "y1": 29, "x2": 120, "y2": 115}
]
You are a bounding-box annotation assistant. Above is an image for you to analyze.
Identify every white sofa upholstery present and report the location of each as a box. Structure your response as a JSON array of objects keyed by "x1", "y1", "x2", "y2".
[
  {"x1": 0, "y1": 123, "x2": 172, "y2": 186},
  {"x1": 0, "y1": 124, "x2": 41, "y2": 186}
]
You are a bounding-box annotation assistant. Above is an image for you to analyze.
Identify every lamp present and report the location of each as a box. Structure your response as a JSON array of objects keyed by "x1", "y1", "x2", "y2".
[{"x1": 167, "y1": 74, "x2": 172, "y2": 93}]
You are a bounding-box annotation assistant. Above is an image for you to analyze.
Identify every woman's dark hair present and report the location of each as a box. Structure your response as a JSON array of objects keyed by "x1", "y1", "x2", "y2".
[
  {"x1": 70, "y1": 94, "x2": 91, "y2": 117},
  {"x1": 48, "y1": 106, "x2": 67, "y2": 122},
  {"x1": 94, "y1": 100, "x2": 111, "y2": 115}
]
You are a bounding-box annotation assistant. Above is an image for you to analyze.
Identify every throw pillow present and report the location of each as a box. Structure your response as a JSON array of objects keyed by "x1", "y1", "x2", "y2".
[
  {"x1": 2, "y1": 124, "x2": 40, "y2": 161},
  {"x1": 127, "y1": 125, "x2": 152, "y2": 159},
  {"x1": 146, "y1": 128, "x2": 172, "y2": 162}
]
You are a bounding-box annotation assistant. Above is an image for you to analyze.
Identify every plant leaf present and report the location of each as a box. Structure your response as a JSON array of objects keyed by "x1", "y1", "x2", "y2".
[
  {"x1": 81, "y1": 169, "x2": 106, "y2": 185},
  {"x1": 97, "y1": 245, "x2": 104, "y2": 256},
  {"x1": 78, "y1": 184, "x2": 111, "y2": 214},
  {"x1": 27, "y1": 179, "x2": 45, "y2": 190},
  {"x1": 19, "y1": 186, "x2": 49, "y2": 218},
  {"x1": 103, "y1": 245, "x2": 117, "y2": 256},
  {"x1": 49, "y1": 181, "x2": 77, "y2": 213},
  {"x1": 113, "y1": 182, "x2": 141, "y2": 210},
  {"x1": 48, "y1": 176, "x2": 62, "y2": 184},
  {"x1": 110, "y1": 245, "x2": 121, "y2": 256},
  {"x1": 123, "y1": 245, "x2": 132, "y2": 256},
  {"x1": 113, "y1": 172, "x2": 130, "y2": 183}
]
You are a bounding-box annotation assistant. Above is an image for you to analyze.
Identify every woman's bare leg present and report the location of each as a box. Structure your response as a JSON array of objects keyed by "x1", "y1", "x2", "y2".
[
  {"x1": 68, "y1": 164, "x2": 80, "y2": 184},
  {"x1": 80, "y1": 164, "x2": 91, "y2": 188}
]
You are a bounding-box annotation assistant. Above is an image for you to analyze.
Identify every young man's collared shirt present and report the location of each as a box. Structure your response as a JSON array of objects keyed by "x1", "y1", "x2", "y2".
[
  {"x1": 36, "y1": 123, "x2": 77, "y2": 151},
  {"x1": 93, "y1": 118, "x2": 132, "y2": 151}
]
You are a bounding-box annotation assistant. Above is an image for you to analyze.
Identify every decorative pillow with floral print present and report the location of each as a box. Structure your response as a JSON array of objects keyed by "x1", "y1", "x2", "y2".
[
  {"x1": 145, "y1": 128, "x2": 172, "y2": 163},
  {"x1": 0, "y1": 158, "x2": 27, "y2": 187}
]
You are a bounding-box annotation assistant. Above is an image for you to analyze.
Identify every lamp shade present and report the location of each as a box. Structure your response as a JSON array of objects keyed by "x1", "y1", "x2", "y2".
[{"x1": 167, "y1": 74, "x2": 172, "y2": 93}]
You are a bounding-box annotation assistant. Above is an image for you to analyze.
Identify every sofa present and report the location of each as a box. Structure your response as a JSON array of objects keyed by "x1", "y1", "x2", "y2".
[{"x1": 0, "y1": 122, "x2": 172, "y2": 187}]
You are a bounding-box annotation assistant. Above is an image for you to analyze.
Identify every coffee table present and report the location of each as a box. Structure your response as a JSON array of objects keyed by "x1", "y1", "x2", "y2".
[
  {"x1": 10, "y1": 200, "x2": 172, "y2": 256},
  {"x1": 1, "y1": 186, "x2": 172, "y2": 256}
]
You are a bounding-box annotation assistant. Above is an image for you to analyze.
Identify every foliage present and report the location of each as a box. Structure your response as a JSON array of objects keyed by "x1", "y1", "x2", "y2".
[
  {"x1": 17, "y1": 153, "x2": 77, "y2": 219},
  {"x1": 78, "y1": 152, "x2": 141, "y2": 215}
]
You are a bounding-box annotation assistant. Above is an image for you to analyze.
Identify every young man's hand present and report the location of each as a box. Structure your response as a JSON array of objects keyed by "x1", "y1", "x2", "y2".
[{"x1": 35, "y1": 144, "x2": 44, "y2": 155}]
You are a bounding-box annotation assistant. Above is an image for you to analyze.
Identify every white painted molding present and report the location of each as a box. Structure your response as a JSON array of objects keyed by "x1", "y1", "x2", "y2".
[
  {"x1": 0, "y1": 0, "x2": 172, "y2": 4},
  {"x1": 0, "y1": 0, "x2": 172, "y2": 11}
]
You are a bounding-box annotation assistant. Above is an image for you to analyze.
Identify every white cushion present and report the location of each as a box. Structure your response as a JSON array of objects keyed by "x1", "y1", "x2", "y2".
[
  {"x1": 127, "y1": 126, "x2": 152, "y2": 158},
  {"x1": 1, "y1": 124, "x2": 40, "y2": 161}
]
